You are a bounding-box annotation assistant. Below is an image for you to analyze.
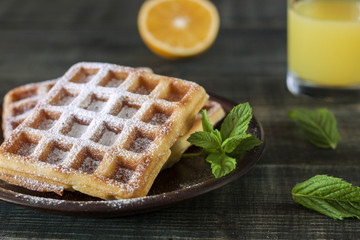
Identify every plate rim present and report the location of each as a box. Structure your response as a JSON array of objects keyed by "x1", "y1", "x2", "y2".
[{"x1": 0, "y1": 94, "x2": 265, "y2": 217}]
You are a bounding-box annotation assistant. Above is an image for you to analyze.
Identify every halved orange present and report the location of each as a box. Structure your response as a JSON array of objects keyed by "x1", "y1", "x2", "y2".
[{"x1": 138, "y1": 0, "x2": 220, "y2": 59}]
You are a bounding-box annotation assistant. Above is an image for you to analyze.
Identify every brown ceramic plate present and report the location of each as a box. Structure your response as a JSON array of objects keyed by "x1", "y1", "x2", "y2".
[{"x1": 0, "y1": 94, "x2": 265, "y2": 217}]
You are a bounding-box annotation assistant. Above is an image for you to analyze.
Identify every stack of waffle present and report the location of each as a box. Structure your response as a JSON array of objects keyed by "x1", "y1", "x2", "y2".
[{"x1": 0, "y1": 62, "x2": 224, "y2": 199}]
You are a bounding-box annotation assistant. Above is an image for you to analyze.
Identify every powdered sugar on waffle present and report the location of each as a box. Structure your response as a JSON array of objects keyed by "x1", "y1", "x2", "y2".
[
  {"x1": 38, "y1": 118, "x2": 55, "y2": 130},
  {"x1": 98, "y1": 129, "x2": 119, "y2": 146},
  {"x1": 129, "y1": 137, "x2": 152, "y2": 153},
  {"x1": 0, "y1": 62, "x2": 207, "y2": 199},
  {"x1": 78, "y1": 156, "x2": 101, "y2": 174},
  {"x1": 17, "y1": 142, "x2": 37, "y2": 156},
  {"x1": 46, "y1": 147, "x2": 68, "y2": 164},
  {"x1": 3, "y1": 79, "x2": 58, "y2": 139},
  {"x1": 67, "y1": 122, "x2": 88, "y2": 138},
  {"x1": 149, "y1": 113, "x2": 168, "y2": 125},
  {"x1": 105, "y1": 78, "x2": 123, "y2": 88},
  {"x1": 117, "y1": 105, "x2": 138, "y2": 119}
]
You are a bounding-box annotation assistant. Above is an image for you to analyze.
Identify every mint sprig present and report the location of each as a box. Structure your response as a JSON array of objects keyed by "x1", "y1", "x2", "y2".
[
  {"x1": 187, "y1": 103, "x2": 262, "y2": 178},
  {"x1": 289, "y1": 108, "x2": 340, "y2": 149},
  {"x1": 292, "y1": 175, "x2": 360, "y2": 220}
]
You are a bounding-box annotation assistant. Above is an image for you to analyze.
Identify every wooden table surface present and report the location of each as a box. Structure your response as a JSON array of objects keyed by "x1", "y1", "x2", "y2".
[{"x1": 0, "y1": 0, "x2": 359, "y2": 239}]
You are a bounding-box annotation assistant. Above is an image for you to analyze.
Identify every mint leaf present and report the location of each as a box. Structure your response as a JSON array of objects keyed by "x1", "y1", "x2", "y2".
[
  {"x1": 292, "y1": 175, "x2": 360, "y2": 220},
  {"x1": 220, "y1": 102, "x2": 252, "y2": 140},
  {"x1": 221, "y1": 133, "x2": 252, "y2": 153},
  {"x1": 213, "y1": 129, "x2": 222, "y2": 143},
  {"x1": 186, "y1": 102, "x2": 262, "y2": 178},
  {"x1": 206, "y1": 153, "x2": 236, "y2": 178},
  {"x1": 187, "y1": 131, "x2": 221, "y2": 150},
  {"x1": 229, "y1": 135, "x2": 262, "y2": 158},
  {"x1": 201, "y1": 109, "x2": 213, "y2": 133},
  {"x1": 289, "y1": 108, "x2": 340, "y2": 149}
]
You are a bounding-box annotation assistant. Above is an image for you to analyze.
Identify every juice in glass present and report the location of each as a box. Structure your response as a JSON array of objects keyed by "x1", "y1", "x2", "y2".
[{"x1": 287, "y1": 0, "x2": 360, "y2": 99}]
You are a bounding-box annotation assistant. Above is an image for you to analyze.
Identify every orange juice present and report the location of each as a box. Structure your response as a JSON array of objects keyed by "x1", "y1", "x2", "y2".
[{"x1": 288, "y1": 0, "x2": 360, "y2": 87}]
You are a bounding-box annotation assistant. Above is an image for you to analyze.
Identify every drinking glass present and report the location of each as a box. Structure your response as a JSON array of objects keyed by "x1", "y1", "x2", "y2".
[{"x1": 287, "y1": 0, "x2": 360, "y2": 101}]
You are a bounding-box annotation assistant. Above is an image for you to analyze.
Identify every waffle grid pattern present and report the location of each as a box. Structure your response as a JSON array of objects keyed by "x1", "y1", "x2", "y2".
[
  {"x1": 2, "y1": 80, "x2": 57, "y2": 139},
  {"x1": 2, "y1": 80, "x2": 225, "y2": 171},
  {"x1": 0, "y1": 62, "x2": 207, "y2": 199}
]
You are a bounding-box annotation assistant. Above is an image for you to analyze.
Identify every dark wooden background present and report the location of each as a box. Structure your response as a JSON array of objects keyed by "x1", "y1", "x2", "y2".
[{"x1": 1, "y1": 0, "x2": 359, "y2": 239}]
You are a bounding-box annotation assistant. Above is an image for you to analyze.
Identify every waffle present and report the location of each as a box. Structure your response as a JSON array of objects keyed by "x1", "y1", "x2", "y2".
[
  {"x1": 2, "y1": 79, "x2": 57, "y2": 139},
  {"x1": 2, "y1": 67, "x2": 153, "y2": 139},
  {"x1": 2, "y1": 74, "x2": 225, "y2": 169},
  {"x1": 0, "y1": 62, "x2": 208, "y2": 199}
]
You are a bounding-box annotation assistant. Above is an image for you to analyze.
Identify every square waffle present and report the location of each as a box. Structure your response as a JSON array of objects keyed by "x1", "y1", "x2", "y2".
[
  {"x1": 2, "y1": 67, "x2": 153, "y2": 140},
  {"x1": 2, "y1": 74, "x2": 225, "y2": 169},
  {"x1": 0, "y1": 62, "x2": 208, "y2": 199}
]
